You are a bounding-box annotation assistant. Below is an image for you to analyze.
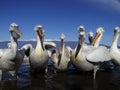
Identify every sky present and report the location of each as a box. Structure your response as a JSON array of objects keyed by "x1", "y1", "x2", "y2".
[{"x1": 0, "y1": 0, "x2": 120, "y2": 45}]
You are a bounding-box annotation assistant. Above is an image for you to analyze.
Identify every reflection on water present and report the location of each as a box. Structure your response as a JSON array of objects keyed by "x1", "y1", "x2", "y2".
[
  {"x1": 16, "y1": 63, "x2": 31, "y2": 88},
  {"x1": 1, "y1": 61, "x2": 120, "y2": 90}
]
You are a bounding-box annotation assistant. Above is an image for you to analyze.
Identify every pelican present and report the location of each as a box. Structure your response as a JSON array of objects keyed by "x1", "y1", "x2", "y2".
[
  {"x1": 109, "y1": 27, "x2": 120, "y2": 65},
  {"x1": 51, "y1": 34, "x2": 71, "y2": 72},
  {"x1": 91, "y1": 27, "x2": 104, "y2": 47},
  {"x1": 0, "y1": 23, "x2": 23, "y2": 80},
  {"x1": 70, "y1": 31, "x2": 110, "y2": 79},
  {"x1": 88, "y1": 32, "x2": 94, "y2": 45},
  {"x1": 21, "y1": 25, "x2": 56, "y2": 73}
]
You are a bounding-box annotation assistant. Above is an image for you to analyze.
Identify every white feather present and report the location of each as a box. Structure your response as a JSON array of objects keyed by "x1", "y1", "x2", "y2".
[{"x1": 86, "y1": 46, "x2": 111, "y2": 62}]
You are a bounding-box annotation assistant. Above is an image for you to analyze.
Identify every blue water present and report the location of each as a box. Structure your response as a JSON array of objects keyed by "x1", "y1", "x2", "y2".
[{"x1": 0, "y1": 41, "x2": 120, "y2": 90}]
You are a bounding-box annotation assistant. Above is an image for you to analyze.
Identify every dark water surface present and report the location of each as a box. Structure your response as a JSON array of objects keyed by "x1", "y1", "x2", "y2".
[
  {"x1": 1, "y1": 62, "x2": 120, "y2": 90},
  {"x1": 0, "y1": 41, "x2": 120, "y2": 90}
]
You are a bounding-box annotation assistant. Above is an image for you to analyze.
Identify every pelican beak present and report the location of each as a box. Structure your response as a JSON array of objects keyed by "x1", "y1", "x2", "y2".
[
  {"x1": 40, "y1": 29, "x2": 44, "y2": 37},
  {"x1": 9, "y1": 23, "x2": 22, "y2": 39},
  {"x1": 15, "y1": 29, "x2": 22, "y2": 37},
  {"x1": 80, "y1": 36, "x2": 85, "y2": 46},
  {"x1": 79, "y1": 32, "x2": 85, "y2": 46},
  {"x1": 35, "y1": 25, "x2": 44, "y2": 39},
  {"x1": 92, "y1": 32, "x2": 101, "y2": 46},
  {"x1": 36, "y1": 29, "x2": 44, "y2": 40},
  {"x1": 10, "y1": 28, "x2": 22, "y2": 37},
  {"x1": 112, "y1": 28, "x2": 120, "y2": 43},
  {"x1": 75, "y1": 32, "x2": 85, "y2": 58}
]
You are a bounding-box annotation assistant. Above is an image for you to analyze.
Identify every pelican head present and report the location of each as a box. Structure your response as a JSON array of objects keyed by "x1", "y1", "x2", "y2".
[
  {"x1": 9, "y1": 23, "x2": 22, "y2": 39},
  {"x1": 88, "y1": 32, "x2": 93, "y2": 37},
  {"x1": 34, "y1": 25, "x2": 44, "y2": 39},
  {"x1": 114, "y1": 27, "x2": 120, "y2": 33},
  {"x1": 78, "y1": 25, "x2": 85, "y2": 33},
  {"x1": 60, "y1": 34, "x2": 65, "y2": 40},
  {"x1": 96, "y1": 27, "x2": 104, "y2": 34},
  {"x1": 95, "y1": 27, "x2": 104, "y2": 39}
]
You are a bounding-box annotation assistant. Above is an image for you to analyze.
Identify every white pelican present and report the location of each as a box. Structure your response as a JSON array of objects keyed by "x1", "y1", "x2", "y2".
[
  {"x1": 0, "y1": 23, "x2": 23, "y2": 80},
  {"x1": 109, "y1": 27, "x2": 120, "y2": 65},
  {"x1": 70, "y1": 31, "x2": 110, "y2": 79},
  {"x1": 21, "y1": 25, "x2": 56, "y2": 73},
  {"x1": 51, "y1": 34, "x2": 71, "y2": 72},
  {"x1": 91, "y1": 27, "x2": 104, "y2": 47},
  {"x1": 88, "y1": 32, "x2": 94, "y2": 45}
]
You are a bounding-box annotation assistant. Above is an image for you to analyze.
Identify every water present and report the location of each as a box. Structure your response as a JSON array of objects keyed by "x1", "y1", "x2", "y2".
[{"x1": 0, "y1": 41, "x2": 120, "y2": 90}]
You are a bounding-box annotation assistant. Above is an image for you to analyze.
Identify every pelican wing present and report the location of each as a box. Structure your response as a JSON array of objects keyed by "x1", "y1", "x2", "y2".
[
  {"x1": 21, "y1": 44, "x2": 33, "y2": 50},
  {"x1": 0, "y1": 49, "x2": 13, "y2": 59},
  {"x1": 66, "y1": 46, "x2": 72, "y2": 52},
  {"x1": 44, "y1": 42, "x2": 56, "y2": 49},
  {"x1": 86, "y1": 46, "x2": 111, "y2": 63},
  {"x1": 66, "y1": 46, "x2": 72, "y2": 55},
  {"x1": 0, "y1": 50, "x2": 3, "y2": 58},
  {"x1": 21, "y1": 44, "x2": 33, "y2": 57},
  {"x1": 82, "y1": 45, "x2": 96, "y2": 55}
]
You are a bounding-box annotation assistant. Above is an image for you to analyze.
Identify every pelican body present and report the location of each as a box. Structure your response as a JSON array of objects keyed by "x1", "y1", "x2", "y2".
[
  {"x1": 51, "y1": 34, "x2": 71, "y2": 72},
  {"x1": 110, "y1": 27, "x2": 120, "y2": 65}
]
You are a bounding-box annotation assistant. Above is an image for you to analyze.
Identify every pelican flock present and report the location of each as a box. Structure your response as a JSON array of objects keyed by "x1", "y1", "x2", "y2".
[
  {"x1": 0, "y1": 23, "x2": 120, "y2": 81},
  {"x1": 70, "y1": 26, "x2": 110, "y2": 79}
]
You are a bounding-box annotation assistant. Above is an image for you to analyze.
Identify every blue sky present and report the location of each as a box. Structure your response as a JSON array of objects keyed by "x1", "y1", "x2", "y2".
[{"x1": 0, "y1": 0, "x2": 120, "y2": 45}]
